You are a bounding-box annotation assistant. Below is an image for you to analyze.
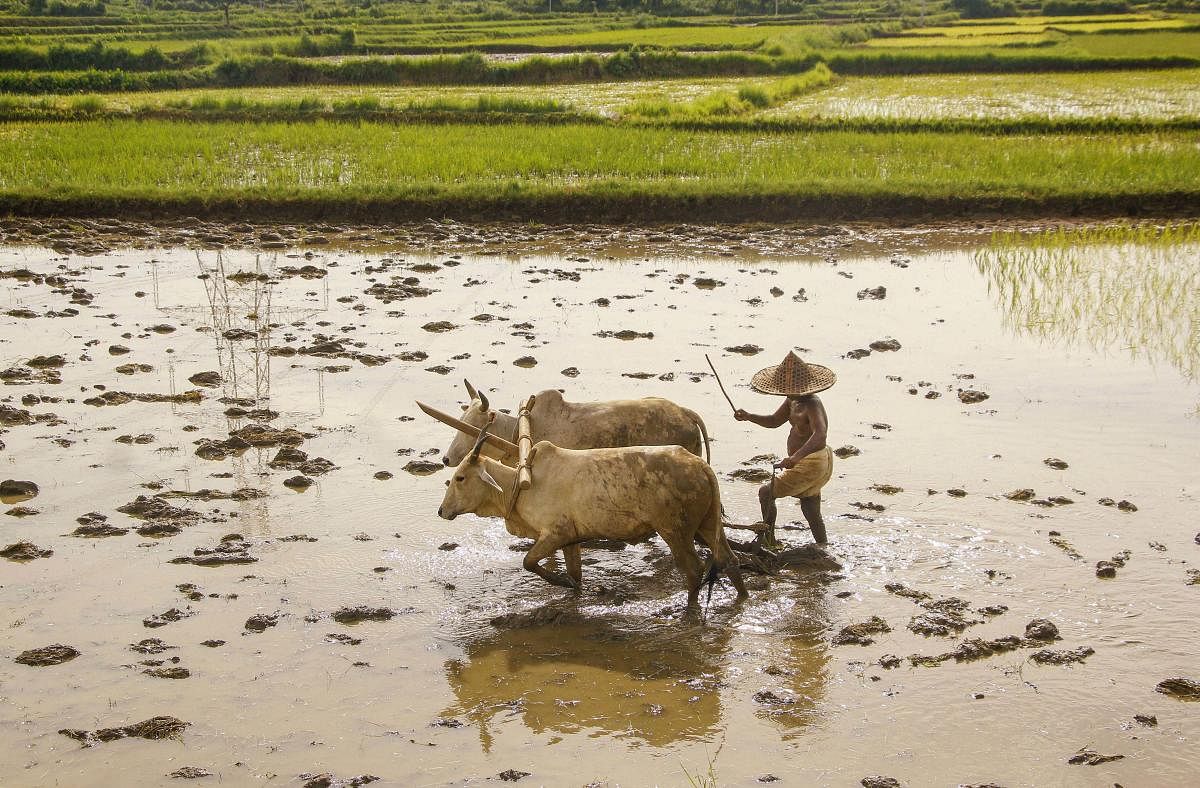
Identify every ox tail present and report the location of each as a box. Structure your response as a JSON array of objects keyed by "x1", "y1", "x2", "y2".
[
  {"x1": 680, "y1": 406, "x2": 712, "y2": 465},
  {"x1": 697, "y1": 462, "x2": 748, "y2": 600}
]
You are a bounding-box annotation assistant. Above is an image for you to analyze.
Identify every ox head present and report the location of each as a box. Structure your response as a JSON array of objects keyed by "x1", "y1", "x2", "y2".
[
  {"x1": 443, "y1": 378, "x2": 491, "y2": 466},
  {"x1": 438, "y1": 424, "x2": 505, "y2": 521}
]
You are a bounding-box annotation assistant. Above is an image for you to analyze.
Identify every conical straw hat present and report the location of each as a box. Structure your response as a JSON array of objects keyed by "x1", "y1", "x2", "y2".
[{"x1": 750, "y1": 351, "x2": 836, "y2": 396}]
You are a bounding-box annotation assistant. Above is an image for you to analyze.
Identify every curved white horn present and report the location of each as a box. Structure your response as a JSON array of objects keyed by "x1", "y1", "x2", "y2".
[{"x1": 464, "y1": 378, "x2": 478, "y2": 400}]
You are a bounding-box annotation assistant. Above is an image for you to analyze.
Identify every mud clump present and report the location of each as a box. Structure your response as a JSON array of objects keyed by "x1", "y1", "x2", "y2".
[
  {"x1": 15, "y1": 644, "x2": 79, "y2": 666},
  {"x1": 118, "y1": 495, "x2": 202, "y2": 524},
  {"x1": 832, "y1": 616, "x2": 891, "y2": 646},
  {"x1": 170, "y1": 534, "x2": 256, "y2": 566},
  {"x1": 857, "y1": 286, "x2": 887, "y2": 300},
  {"x1": 60, "y1": 715, "x2": 189, "y2": 746},
  {"x1": 245, "y1": 613, "x2": 280, "y2": 633},
  {"x1": 2, "y1": 541, "x2": 53, "y2": 561},
  {"x1": 834, "y1": 445, "x2": 861, "y2": 458},
  {"x1": 885, "y1": 582, "x2": 931, "y2": 602},
  {"x1": 0, "y1": 479, "x2": 38, "y2": 498},
  {"x1": 1156, "y1": 677, "x2": 1200, "y2": 700},
  {"x1": 1068, "y1": 748, "x2": 1124, "y2": 766},
  {"x1": 231, "y1": 424, "x2": 306, "y2": 447},
  {"x1": 5, "y1": 506, "x2": 38, "y2": 517},
  {"x1": 1031, "y1": 646, "x2": 1094, "y2": 665},
  {"x1": 403, "y1": 460, "x2": 442, "y2": 476},
  {"x1": 1005, "y1": 488, "x2": 1035, "y2": 501},
  {"x1": 497, "y1": 770, "x2": 530, "y2": 782},
  {"x1": 861, "y1": 778, "x2": 902, "y2": 788},
  {"x1": 83, "y1": 390, "x2": 203, "y2": 406},
  {"x1": 144, "y1": 607, "x2": 195, "y2": 628},
  {"x1": 729, "y1": 468, "x2": 772, "y2": 483},
  {"x1": 1044, "y1": 457, "x2": 1069, "y2": 470},
  {"x1": 169, "y1": 767, "x2": 213, "y2": 779},
  {"x1": 188, "y1": 371, "x2": 223, "y2": 388},
  {"x1": 131, "y1": 638, "x2": 177, "y2": 655},
  {"x1": 332, "y1": 606, "x2": 396, "y2": 625},
  {"x1": 1024, "y1": 619, "x2": 1060, "y2": 641},
  {"x1": 725, "y1": 344, "x2": 763, "y2": 355},
  {"x1": 300, "y1": 774, "x2": 380, "y2": 788},
  {"x1": 268, "y1": 447, "x2": 336, "y2": 476},
  {"x1": 869, "y1": 338, "x2": 901, "y2": 352},
  {"x1": 957, "y1": 389, "x2": 990, "y2": 404},
  {"x1": 144, "y1": 666, "x2": 190, "y2": 679}
]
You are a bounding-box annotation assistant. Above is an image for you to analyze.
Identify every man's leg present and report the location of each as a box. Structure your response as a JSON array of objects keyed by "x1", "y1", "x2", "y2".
[
  {"x1": 756, "y1": 483, "x2": 779, "y2": 549},
  {"x1": 800, "y1": 494, "x2": 827, "y2": 545}
]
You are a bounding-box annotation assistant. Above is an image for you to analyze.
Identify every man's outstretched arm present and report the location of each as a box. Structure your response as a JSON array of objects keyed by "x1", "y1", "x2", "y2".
[{"x1": 734, "y1": 400, "x2": 790, "y2": 428}]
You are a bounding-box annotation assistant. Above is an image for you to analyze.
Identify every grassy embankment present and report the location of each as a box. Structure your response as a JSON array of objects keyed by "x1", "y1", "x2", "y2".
[{"x1": 0, "y1": 120, "x2": 1196, "y2": 222}]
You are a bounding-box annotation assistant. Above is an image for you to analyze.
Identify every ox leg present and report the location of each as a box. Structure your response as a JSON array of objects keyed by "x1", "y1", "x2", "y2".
[
  {"x1": 660, "y1": 533, "x2": 703, "y2": 607},
  {"x1": 562, "y1": 544, "x2": 583, "y2": 590},
  {"x1": 523, "y1": 537, "x2": 579, "y2": 590}
]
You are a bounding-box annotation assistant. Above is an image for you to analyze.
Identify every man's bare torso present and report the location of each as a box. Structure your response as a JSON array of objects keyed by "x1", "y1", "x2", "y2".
[{"x1": 787, "y1": 395, "x2": 827, "y2": 456}]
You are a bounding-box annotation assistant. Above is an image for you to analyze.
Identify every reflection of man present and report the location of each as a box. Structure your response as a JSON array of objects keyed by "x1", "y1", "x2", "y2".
[{"x1": 734, "y1": 352, "x2": 835, "y2": 548}]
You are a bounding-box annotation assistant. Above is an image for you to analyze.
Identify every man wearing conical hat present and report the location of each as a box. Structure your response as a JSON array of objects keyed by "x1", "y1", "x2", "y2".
[{"x1": 734, "y1": 351, "x2": 835, "y2": 548}]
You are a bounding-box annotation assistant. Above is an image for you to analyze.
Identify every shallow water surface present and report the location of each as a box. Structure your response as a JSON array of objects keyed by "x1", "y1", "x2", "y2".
[{"x1": 1, "y1": 226, "x2": 1197, "y2": 786}]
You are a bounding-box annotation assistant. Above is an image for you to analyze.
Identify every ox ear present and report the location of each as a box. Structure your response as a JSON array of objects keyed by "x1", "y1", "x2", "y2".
[
  {"x1": 464, "y1": 379, "x2": 478, "y2": 400},
  {"x1": 478, "y1": 465, "x2": 503, "y2": 494}
]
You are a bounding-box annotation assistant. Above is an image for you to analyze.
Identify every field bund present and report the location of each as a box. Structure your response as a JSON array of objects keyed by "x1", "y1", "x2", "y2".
[{"x1": 1, "y1": 120, "x2": 1198, "y2": 222}]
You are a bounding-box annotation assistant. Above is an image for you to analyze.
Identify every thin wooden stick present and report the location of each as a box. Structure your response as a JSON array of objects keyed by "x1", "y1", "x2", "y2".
[{"x1": 704, "y1": 353, "x2": 738, "y2": 414}]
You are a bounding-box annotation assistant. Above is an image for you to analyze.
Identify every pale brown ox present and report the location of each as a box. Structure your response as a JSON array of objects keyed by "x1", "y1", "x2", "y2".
[
  {"x1": 441, "y1": 380, "x2": 711, "y2": 467},
  {"x1": 438, "y1": 429, "x2": 747, "y2": 606}
]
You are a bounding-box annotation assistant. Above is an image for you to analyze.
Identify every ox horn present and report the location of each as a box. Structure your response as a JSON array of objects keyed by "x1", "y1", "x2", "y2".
[
  {"x1": 464, "y1": 378, "x2": 478, "y2": 400},
  {"x1": 469, "y1": 422, "x2": 491, "y2": 462}
]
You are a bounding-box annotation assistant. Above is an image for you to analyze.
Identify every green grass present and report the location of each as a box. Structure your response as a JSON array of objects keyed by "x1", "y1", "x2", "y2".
[
  {"x1": 0, "y1": 120, "x2": 1195, "y2": 222},
  {"x1": 1068, "y1": 30, "x2": 1200, "y2": 58},
  {"x1": 623, "y1": 63, "x2": 834, "y2": 118}
]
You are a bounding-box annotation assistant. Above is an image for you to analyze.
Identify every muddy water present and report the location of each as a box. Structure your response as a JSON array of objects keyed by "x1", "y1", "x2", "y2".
[{"x1": 1, "y1": 227, "x2": 1198, "y2": 787}]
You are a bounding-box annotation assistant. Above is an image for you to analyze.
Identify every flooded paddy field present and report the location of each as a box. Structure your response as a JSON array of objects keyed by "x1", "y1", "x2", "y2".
[{"x1": 1, "y1": 221, "x2": 1198, "y2": 787}]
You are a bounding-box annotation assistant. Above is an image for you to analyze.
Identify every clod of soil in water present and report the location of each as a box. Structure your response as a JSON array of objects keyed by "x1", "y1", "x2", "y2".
[
  {"x1": 725, "y1": 344, "x2": 763, "y2": 355},
  {"x1": 131, "y1": 638, "x2": 177, "y2": 655},
  {"x1": 1024, "y1": 619, "x2": 1060, "y2": 641},
  {"x1": 1005, "y1": 489, "x2": 1036, "y2": 501},
  {"x1": 729, "y1": 468, "x2": 772, "y2": 483},
  {"x1": 144, "y1": 666, "x2": 190, "y2": 679},
  {"x1": 561, "y1": 367, "x2": 580, "y2": 377},
  {"x1": 870, "y1": 484, "x2": 903, "y2": 495},
  {"x1": 1156, "y1": 677, "x2": 1200, "y2": 700},
  {"x1": 169, "y1": 767, "x2": 213, "y2": 779},
  {"x1": 188, "y1": 371, "x2": 222, "y2": 388},
  {"x1": 861, "y1": 777, "x2": 902, "y2": 788},
  {"x1": 832, "y1": 617, "x2": 891, "y2": 646},
  {"x1": 869, "y1": 338, "x2": 902, "y2": 352},
  {"x1": 108, "y1": 345, "x2": 130, "y2": 355},
  {"x1": 5, "y1": 506, "x2": 39, "y2": 517},
  {"x1": 497, "y1": 770, "x2": 530, "y2": 782},
  {"x1": 422, "y1": 321, "x2": 458, "y2": 333},
  {"x1": 885, "y1": 582, "x2": 931, "y2": 602},
  {"x1": 1044, "y1": 457, "x2": 1069, "y2": 470},
  {"x1": 59, "y1": 715, "x2": 189, "y2": 746},
  {"x1": 144, "y1": 607, "x2": 194, "y2": 628},
  {"x1": 1031, "y1": 647, "x2": 1094, "y2": 665},
  {"x1": 0, "y1": 479, "x2": 38, "y2": 499},
  {"x1": 69, "y1": 523, "x2": 130, "y2": 537},
  {"x1": 2, "y1": 541, "x2": 53, "y2": 561},
  {"x1": 403, "y1": 460, "x2": 442, "y2": 476},
  {"x1": 373, "y1": 471, "x2": 393, "y2": 480},
  {"x1": 1068, "y1": 748, "x2": 1124, "y2": 766},
  {"x1": 332, "y1": 606, "x2": 396, "y2": 625},
  {"x1": 834, "y1": 445, "x2": 861, "y2": 458},
  {"x1": 1134, "y1": 714, "x2": 1159, "y2": 727},
  {"x1": 513, "y1": 356, "x2": 537, "y2": 368},
  {"x1": 284, "y1": 475, "x2": 314, "y2": 489},
  {"x1": 244, "y1": 613, "x2": 280, "y2": 632},
  {"x1": 15, "y1": 644, "x2": 79, "y2": 666},
  {"x1": 200, "y1": 640, "x2": 225, "y2": 648}
]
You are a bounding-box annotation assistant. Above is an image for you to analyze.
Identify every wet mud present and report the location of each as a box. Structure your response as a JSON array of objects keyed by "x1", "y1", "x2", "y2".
[{"x1": 1, "y1": 221, "x2": 1198, "y2": 786}]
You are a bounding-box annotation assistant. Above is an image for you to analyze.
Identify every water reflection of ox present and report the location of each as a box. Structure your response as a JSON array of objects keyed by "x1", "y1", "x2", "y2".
[{"x1": 441, "y1": 584, "x2": 830, "y2": 751}]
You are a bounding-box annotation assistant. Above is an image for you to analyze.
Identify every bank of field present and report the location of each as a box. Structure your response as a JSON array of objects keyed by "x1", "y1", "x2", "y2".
[{"x1": 0, "y1": 121, "x2": 1196, "y2": 221}]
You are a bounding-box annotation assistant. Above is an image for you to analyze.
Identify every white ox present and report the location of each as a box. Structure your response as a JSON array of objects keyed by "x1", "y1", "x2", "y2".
[
  {"x1": 442, "y1": 380, "x2": 711, "y2": 467},
  {"x1": 438, "y1": 427, "x2": 748, "y2": 606}
]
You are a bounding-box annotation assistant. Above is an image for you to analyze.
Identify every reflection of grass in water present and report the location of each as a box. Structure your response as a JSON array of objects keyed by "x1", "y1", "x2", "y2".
[{"x1": 976, "y1": 223, "x2": 1200, "y2": 380}]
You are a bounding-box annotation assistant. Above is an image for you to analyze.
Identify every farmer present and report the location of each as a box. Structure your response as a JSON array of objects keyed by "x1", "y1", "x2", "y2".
[{"x1": 734, "y1": 351, "x2": 835, "y2": 548}]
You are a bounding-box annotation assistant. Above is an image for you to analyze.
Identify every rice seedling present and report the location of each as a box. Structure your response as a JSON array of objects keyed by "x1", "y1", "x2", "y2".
[{"x1": 976, "y1": 223, "x2": 1200, "y2": 380}]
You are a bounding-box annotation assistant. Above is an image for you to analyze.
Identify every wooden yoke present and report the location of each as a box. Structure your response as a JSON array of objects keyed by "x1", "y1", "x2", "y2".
[
  {"x1": 415, "y1": 401, "x2": 519, "y2": 458},
  {"x1": 516, "y1": 395, "x2": 536, "y2": 490}
]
